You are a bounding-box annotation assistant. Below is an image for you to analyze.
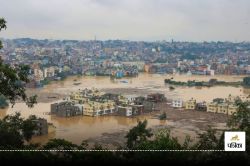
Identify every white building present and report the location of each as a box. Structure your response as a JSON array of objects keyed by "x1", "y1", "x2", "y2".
[
  {"x1": 34, "y1": 68, "x2": 44, "y2": 81},
  {"x1": 124, "y1": 95, "x2": 137, "y2": 104},
  {"x1": 43, "y1": 67, "x2": 55, "y2": 78},
  {"x1": 117, "y1": 106, "x2": 133, "y2": 117},
  {"x1": 172, "y1": 99, "x2": 183, "y2": 108}
]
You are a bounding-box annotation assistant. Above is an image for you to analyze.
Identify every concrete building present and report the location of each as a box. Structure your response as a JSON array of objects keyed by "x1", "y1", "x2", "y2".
[
  {"x1": 122, "y1": 61, "x2": 145, "y2": 71},
  {"x1": 124, "y1": 95, "x2": 137, "y2": 104},
  {"x1": 207, "y1": 102, "x2": 218, "y2": 113},
  {"x1": 172, "y1": 99, "x2": 183, "y2": 108},
  {"x1": 217, "y1": 103, "x2": 228, "y2": 114},
  {"x1": 43, "y1": 67, "x2": 55, "y2": 78},
  {"x1": 147, "y1": 93, "x2": 166, "y2": 103},
  {"x1": 70, "y1": 88, "x2": 105, "y2": 103},
  {"x1": 185, "y1": 98, "x2": 196, "y2": 110},
  {"x1": 50, "y1": 101, "x2": 83, "y2": 117},
  {"x1": 33, "y1": 68, "x2": 44, "y2": 81},
  {"x1": 195, "y1": 102, "x2": 207, "y2": 112},
  {"x1": 83, "y1": 100, "x2": 116, "y2": 116},
  {"x1": 116, "y1": 106, "x2": 133, "y2": 117},
  {"x1": 130, "y1": 104, "x2": 144, "y2": 115},
  {"x1": 207, "y1": 100, "x2": 238, "y2": 115},
  {"x1": 227, "y1": 104, "x2": 238, "y2": 115},
  {"x1": 143, "y1": 100, "x2": 155, "y2": 112},
  {"x1": 32, "y1": 118, "x2": 48, "y2": 136},
  {"x1": 134, "y1": 96, "x2": 146, "y2": 105}
]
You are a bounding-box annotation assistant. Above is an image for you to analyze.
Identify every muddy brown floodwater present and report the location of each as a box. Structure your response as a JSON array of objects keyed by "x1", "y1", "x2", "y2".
[{"x1": 0, "y1": 73, "x2": 248, "y2": 147}]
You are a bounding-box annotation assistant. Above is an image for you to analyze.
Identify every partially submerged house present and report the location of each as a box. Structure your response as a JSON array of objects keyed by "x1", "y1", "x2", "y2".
[
  {"x1": 172, "y1": 99, "x2": 183, "y2": 108},
  {"x1": 147, "y1": 93, "x2": 166, "y2": 103},
  {"x1": 51, "y1": 101, "x2": 83, "y2": 117},
  {"x1": 32, "y1": 118, "x2": 48, "y2": 136},
  {"x1": 195, "y1": 102, "x2": 207, "y2": 112}
]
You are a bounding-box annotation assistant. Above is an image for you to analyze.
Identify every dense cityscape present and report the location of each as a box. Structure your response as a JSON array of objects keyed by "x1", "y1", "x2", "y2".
[{"x1": 1, "y1": 38, "x2": 250, "y2": 87}]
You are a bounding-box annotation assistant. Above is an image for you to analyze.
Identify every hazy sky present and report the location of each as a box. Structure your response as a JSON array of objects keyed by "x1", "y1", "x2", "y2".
[{"x1": 0, "y1": 0, "x2": 249, "y2": 41}]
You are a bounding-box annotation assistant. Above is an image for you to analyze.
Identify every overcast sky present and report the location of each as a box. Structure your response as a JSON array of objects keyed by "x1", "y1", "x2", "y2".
[{"x1": 0, "y1": 0, "x2": 249, "y2": 41}]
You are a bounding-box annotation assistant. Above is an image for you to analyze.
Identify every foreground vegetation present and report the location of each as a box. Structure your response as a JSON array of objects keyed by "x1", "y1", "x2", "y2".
[{"x1": 0, "y1": 100, "x2": 249, "y2": 164}]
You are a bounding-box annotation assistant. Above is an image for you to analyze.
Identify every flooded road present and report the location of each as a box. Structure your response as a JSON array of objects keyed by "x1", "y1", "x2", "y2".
[{"x1": 0, "y1": 73, "x2": 247, "y2": 145}]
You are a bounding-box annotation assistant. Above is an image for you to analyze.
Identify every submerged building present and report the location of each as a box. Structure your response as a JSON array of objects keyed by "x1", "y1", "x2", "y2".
[
  {"x1": 32, "y1": 118, "x2": 48, "y2": 136},
  {"x1": 51, "y1": 101, "x2": 83, "y2": 117},
  {"x1": 83, "y1": 100, "x2": 116, "y2": 116}
]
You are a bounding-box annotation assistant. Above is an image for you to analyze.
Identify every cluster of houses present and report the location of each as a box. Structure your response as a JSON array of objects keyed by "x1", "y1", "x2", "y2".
[
  {"x1": 50, "y1": 88, "x2": 245, "y2": 118},
  {"x1": 171, "y1": 95, "x2": 248, "y2": 115},
  {"x1": 50, "y1": 88, "x2": 166, "y2": 117}
]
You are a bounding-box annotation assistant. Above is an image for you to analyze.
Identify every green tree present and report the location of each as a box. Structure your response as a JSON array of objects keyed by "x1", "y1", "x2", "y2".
[
  {"x1": 22, "y1": 115, "x2": 38, "y2": 142},
  {"x1": 0, "y1": 18, "x2": 37, "y2": 107},
  {"x1": 136, "y1": 129, "x2": 183, "y2": 150},
  {"x1": 0, "y1": 113, "x2": 39, "y2": 147},
  {"x1": 0, "y1": 18, "x2": 7, "y2": 49},
  {"x1": 125, "y1": 120, "x2": 153, "y2": 149},
  {"x1": 194, "y1": 127, "x2": 224, "y2": 150}
]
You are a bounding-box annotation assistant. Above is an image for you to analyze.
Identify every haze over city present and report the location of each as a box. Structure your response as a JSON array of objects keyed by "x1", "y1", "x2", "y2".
[{"x1": 0, "y1": 0, "x2": 250, "y2": 41}]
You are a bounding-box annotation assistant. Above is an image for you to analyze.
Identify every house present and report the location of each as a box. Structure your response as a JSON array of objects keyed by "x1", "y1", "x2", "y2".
[
  {"x1": 33, "y1": 68, "x2": 44, "y2": 81},
  {"x1": 207, "y1": 102, "x2": 218, "y2": 113},
  {"x1": 70, "y1": 88, "x2": 105, "y2": 103},
  {"x1": 147, "y1": 93, "x2": 166, "y2": 103},
  {"x1": 43, "y1": 67, "x2": 55, "y2": 78},
  {"x1": 117, "y1": 95, "x2": 132, "y2": 105},
  {"x1": 207, "y1": 100, "x2": 238, "y2": 115},
  {"x1": 217, "y1": 103, "x2": 228, "y2": 114},
  {"x1": 101, "y1": 93, "x2": 120, "y2": 103},
  {"x1": 130, "y1": 104, "x2": 144, "y2": 115},
  {"x1": 83, "y1": 100, "x2": 116, "y2": 116},
  {"x1": 227, "y1": 104, "x2": 238, "y2": 115},
  {"x1": 134, "y1": 96, "x2": 146, "y2": 105},
  {"x1": 116, "y1": 106, "x2": 133, "y2": 117},
  {"x1": 124, "y1": 95, "x2": 137, "y2": 104},
  {"x1": 185, "y1": 98, "x2": 196, "y2": 110},
  {"x1": 32, "y1": 118, "x2": 48, "y2": 136},
  {"x1": 50, "y1": 101, "x2": 83, "y2": 117},
  {"x1": 172, "y1": 99, "x2": 183, "y2": 108},
  {"x1": 143, "y1": 100, "x2": 155, "y2": 112},
  {"x1": 195, "y1": 102, "x2": 207, "y2": 112}
]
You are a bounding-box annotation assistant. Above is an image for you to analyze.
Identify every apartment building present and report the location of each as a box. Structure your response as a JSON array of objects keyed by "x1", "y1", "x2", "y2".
[
  {"x1": 83, "y1": 100, "x2": 116, "y2": 116},
  {"x1": 228, "y1": 104, "x2": 238, "y2": 115},
  {"x1": 207, "y1": 102, "x2": 218, "y2": 113},
  {"x1": 50, "y1": 101, "x2": 83, "y2": 117},
  {"x1": 172, "y1": 99, "x2": 183, "y2": 108},
  {"x1": 185, "y1": 98, "x2": 196, "y2": 110},
  {"x1": 207, "y1": 101, "x2": 238, "y2": 115},
  {"x1": 116, "y1": 105, "x2": 133, "y2": 117}
]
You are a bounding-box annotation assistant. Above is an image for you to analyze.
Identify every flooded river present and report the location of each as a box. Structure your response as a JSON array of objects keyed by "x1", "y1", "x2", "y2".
[{"x1": 0, "y1": 73, "x2": 248, "y2": 145}]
